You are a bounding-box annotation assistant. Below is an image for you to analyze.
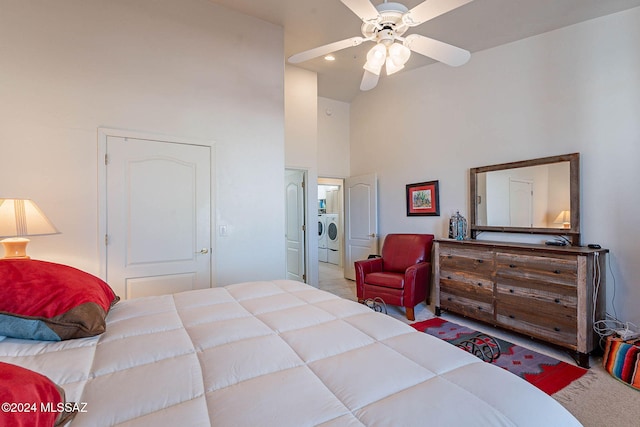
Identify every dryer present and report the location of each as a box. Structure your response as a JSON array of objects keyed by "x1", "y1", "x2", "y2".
[
  {"x1": 318, "y1": 214, "x2": 328, "y2": 263},
  {"x1": 326, "y1": 214, "x2": 340, "y2": 265}
]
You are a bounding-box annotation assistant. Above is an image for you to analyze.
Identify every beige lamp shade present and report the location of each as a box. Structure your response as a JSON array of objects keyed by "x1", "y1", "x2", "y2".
[
  {"x1": 553, "y1": 210, "x2": 571, "y2": 228},
  {"x1": 0, "y1": 199, "x2": 59, "y2": 259}
]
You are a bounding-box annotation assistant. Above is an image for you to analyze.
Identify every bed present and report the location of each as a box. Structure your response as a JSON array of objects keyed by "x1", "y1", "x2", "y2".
[{"x1": 0, "y1": 260, "x2": 581, "y2": 426}]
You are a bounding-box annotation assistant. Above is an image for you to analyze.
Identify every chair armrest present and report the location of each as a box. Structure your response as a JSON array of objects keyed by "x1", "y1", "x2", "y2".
[
  {"x1": 355, "y1": 257, "x2": 383, "y2": 278},
  {"x1": 354, "y1": 258, "x2": 383, "y2": 298},
  {"x1": 403, "y1": 261, "x2": 431, "y2": 303}
]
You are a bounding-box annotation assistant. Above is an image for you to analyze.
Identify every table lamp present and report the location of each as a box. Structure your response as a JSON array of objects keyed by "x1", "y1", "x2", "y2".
[
  {"x1": 553, "y1": 210, "x2": 571, "y2": 229},
  {"x1": 0, "y1": 199, "x2": 59, "y2": 259}
]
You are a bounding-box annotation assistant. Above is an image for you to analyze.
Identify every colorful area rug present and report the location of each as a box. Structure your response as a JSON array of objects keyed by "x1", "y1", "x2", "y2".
[{"x1": 412, "y1": 317, "x2": 588, "y2": 395}]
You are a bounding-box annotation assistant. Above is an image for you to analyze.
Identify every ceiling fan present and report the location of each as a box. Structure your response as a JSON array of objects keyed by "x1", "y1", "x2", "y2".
[{"x1": 288, "y1": 0, "x2": 473, "y2": 91}]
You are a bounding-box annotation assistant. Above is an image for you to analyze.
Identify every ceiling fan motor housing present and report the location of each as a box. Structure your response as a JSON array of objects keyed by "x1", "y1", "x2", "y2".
[{"x1": 361, "y1": 2, "x2": 409, "y2": 40}]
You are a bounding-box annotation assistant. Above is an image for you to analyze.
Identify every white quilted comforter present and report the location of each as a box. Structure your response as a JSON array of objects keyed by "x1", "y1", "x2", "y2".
[{"x1": 0, "y1": 280, "x2": 581, "y2": 426}]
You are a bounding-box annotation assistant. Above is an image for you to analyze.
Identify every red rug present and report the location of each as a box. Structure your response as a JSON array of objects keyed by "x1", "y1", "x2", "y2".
[{"x1": 412, "y1": 317, "x2": 588, "y2": 395}]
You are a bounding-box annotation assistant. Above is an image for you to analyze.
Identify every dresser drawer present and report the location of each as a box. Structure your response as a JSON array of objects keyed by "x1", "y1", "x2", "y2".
[
  {"x1": 439, "y1": 246, "x2": 495, "y2": 275},
  {"x1": 496, "y1": 252, "x2": 577, "y2": 286},
  {"x1": 441, "y1": 291, "x2": 494, "y2": 324},
  {"x1": 496, "y1": 289, "x2": 576, "y2": 323},
  {"x1": 440, "y1": 269, "x2": 493, "y2": 293},
  {"x1": 496, "y1": 277, "x2": 577, "y2": 309},
  {"x1": 496, "y1": 301, "x2": 577, "y2": 348}
]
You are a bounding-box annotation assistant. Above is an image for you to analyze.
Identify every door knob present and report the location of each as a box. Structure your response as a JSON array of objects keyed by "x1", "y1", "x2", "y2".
[{"x1": 197, "y1": 248, "x2": 209, "y2": 254}]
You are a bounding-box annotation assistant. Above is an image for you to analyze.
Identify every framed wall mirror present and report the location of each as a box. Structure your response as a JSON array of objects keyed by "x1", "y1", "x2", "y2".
[{"x1": 469, "y1": 153, "x2": 580, "y2": 245}]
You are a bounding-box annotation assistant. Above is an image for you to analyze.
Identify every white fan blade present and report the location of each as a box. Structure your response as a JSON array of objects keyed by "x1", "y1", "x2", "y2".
[
  {"x1": 404, "y1": 34, "x2": 470, "y2": 66},
  {"x1": 340, "y1": 0, "x2": 379, "y2": 22},
  {"x1": 360, "y1": 70, "x2": 379, "y2": 91},
  {"x1": 405, "y1": 0, "x2": 473, "y2": 26},
  {"x1": 288, "y1": 37, "x2": 365, "y2": 64}
]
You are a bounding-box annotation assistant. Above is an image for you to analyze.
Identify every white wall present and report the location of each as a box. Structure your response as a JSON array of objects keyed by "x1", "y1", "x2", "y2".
[
  {"x1": 318, "y1": 97, "x2": 350, "y2": 178},
  {"x1": 284, "y1": 76, "x2": 351, "y2": 284},
  {"x1": 350, "y1": 7, "x2": 640, "y2": 325},
  {"x1": 0, "y1": 0, "x2": 285, "y2": 285},
  {"x1": 284, "y1": 65, "x2": 319, "y2": 285}
]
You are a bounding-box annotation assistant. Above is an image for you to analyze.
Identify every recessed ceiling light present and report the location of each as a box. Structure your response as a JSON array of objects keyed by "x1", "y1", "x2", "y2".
[{"x1": 324, "y1": 54, "x2": 336, "y2": 61}]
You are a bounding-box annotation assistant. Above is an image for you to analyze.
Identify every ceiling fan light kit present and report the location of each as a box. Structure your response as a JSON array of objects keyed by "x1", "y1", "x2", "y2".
[
  {"x1": 363, "y1": 43, "x2": 386, "y2": 75},
  {"x1": 288, "y1": 0, "x2": 474, "y2": 91},
  {"x1": 386, "y1": 42, "x2": 411, "y2": 74}
]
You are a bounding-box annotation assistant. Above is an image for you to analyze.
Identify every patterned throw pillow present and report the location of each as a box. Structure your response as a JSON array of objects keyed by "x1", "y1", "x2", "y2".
[
  {"x1": 602, "y1": 335, "x2": 640, "y2": 390},
  {"x1": 0, "y1": 259, "x2": 119, "y2": 341}
]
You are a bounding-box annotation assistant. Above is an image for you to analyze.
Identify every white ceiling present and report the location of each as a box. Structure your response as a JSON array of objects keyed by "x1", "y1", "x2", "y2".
[{"x1": 209, "y1": 0, "x2": 640, "y2": 102}]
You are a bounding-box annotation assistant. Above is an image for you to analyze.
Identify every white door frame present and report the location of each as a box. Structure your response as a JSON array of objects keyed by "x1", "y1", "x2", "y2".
[{"x1": 97, "y1": 128, "x2": 215, "y2": 283}]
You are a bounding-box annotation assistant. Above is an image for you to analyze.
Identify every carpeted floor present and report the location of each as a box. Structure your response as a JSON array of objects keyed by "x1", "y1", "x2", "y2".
[{"x1": 317, "y1": 264, "x2": 640, "y2": 427}]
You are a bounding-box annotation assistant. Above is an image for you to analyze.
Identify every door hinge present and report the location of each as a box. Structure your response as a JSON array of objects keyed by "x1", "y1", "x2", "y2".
[
  {"x1": 302, "y1": 224, "x2": 306, "y2": 232},
  {"x1": 303, "y1": 274, "x2": 306, "y2": 282},
  {"x1": 301, "y1": 180, "x2": 305, "y2": 188},
  {"x1": 104, "y1": 154, "x2": 109, "y2": 165},
  {"x1": 104, "y1": 234, "x2": 109, "y2": 245}
]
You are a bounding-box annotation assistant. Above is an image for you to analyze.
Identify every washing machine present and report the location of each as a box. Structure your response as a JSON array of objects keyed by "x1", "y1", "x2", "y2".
[
  {"x1": 318, "y1": 214, "x2": 328, "y2": 263},
  {"x1": 326, "y1": 214, "x2": 340, "y2": 265}
]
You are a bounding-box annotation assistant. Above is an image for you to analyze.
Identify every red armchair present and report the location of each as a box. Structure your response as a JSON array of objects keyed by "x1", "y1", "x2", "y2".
[{"x1": 355, "y1": 234, "x2": 434, "y2": 320}]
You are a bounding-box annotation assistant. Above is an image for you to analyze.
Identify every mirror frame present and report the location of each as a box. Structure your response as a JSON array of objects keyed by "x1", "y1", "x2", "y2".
[{"x1": 469, "y1": 153, "x2": 580, "y2": 245}]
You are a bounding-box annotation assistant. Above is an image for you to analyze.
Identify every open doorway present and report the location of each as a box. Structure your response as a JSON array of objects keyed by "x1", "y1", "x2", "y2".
[{"x1": 318, "y1": 178, "x2": 351, "y2": 295}]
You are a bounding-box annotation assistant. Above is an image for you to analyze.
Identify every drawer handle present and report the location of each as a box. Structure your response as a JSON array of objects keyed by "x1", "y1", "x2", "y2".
[
  {"x1": 447, "y1": 276, "x2": 452, "y2": 280},
  {"x1": 554, "y1": 327, "x2": 561, "y2": 332},
  {"x1": 554, "y1": 270, "x2": 561, "y2": 274},
  {"x1": 509, "y1": 264, "x2": 516, "y2": 268},
  {"x1": 447, "y1": 297, "x2": 452, "y2": 301},
  {"x1": 447, "y1": 255, "x2": 453, "y2": 259},
  {"x1": 554, "y1": 298, "x2": 561, "y2": 303},
  {"x1": 477, "y1": 259, "x2": 484, "y2": 263},
  {"x1": 477, "y1": 306, "x2": 482, "y2": 311},
  {"x1": 509, "y1": 315, "x2": 515, "y2": 319},
  {"x1": 477, "y1": 283, "x2": 482, "y2": 287},
  {"x1": 509, "y1": 289, "x2": 514, "y2": 293}
]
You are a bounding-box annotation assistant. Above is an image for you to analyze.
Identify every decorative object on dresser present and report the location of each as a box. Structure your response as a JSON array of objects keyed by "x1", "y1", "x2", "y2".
[
  {"x1": 355, "y1": 233, "x2": 434, "y2": 320},
  {"x1": 433, "y1": 239, "x2": 607, "y2": 368},
  {"x1": 448, "y1": 210, "x2": 468, "y2": 240}
]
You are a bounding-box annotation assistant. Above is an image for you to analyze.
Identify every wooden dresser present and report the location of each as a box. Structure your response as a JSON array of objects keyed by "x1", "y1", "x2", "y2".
[{"x1": 434, "y1": 239, "x2": 607, "y2": 367}]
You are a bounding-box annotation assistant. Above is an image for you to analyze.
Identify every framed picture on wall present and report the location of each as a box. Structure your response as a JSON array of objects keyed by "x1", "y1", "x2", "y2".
[{"x1": 406, "y1": 180, "x2": 440, "y2": 216}]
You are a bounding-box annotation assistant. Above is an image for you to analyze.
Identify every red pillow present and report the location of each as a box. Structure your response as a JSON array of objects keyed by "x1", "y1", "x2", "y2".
[
  {"x1": 0, "y1": 259, "x2": 119, "y2": 340},
  {"x1": 0, "y1": 362, "x2": 77, "y2": 427}
]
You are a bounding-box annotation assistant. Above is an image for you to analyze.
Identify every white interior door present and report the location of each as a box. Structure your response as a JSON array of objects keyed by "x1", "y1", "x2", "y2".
[
  {"x1": 285, "y1": 169, "x2": 306, "y2": 282},
  {"x1": 105, "y1": 135, "x2": 211, "y2": 299},
  {"x1": 344, "y1": 173, "x2": 378, "y2": 280},
  {"x1": 509, "y1": 179, "x2": 533, "y2": 227}
]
